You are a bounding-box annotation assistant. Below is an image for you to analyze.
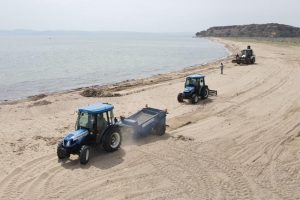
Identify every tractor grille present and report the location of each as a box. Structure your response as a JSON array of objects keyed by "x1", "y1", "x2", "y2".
[{"x1": 183, "y1": 92, "x2": 192, "y2": 98}]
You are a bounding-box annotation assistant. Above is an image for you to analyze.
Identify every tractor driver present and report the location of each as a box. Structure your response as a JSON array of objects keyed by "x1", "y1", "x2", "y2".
[
  {"x1": 196, "y1": 79, "x2": 204, "y2": 94},
  {"x1": 200, "y1": 79, "x2": 204, "y2": 86},
  {"x1": 97, "y1": 113, "x2": 107, "y2": 134}
]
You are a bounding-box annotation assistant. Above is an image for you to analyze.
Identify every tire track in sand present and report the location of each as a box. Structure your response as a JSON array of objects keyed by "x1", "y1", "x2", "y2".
[{"x1": 141, "y1": 140, "x2": 254, "y2": 200}]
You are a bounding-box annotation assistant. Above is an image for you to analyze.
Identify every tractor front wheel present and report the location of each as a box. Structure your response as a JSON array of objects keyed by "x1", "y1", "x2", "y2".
[
  {"x1": 79, "y1": 145, "x2": 91, "y2": 165},
  {"x1": 191, "y1": 94, "x2": 199, "y2": 104},
  {"x1": 103, "y1": 127, "x2": 122, "y2": 152},
  {"x1": 177, "y1": 93, "x2": 184, "y2": 103},
  {"x1": 57, "y1": 141, "x2": 70, "y2": 159}
]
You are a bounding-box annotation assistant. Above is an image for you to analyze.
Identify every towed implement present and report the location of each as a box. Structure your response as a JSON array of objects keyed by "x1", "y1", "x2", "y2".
[{"x1": 120, "y1": 106, "x2": 167, "y2": 136}]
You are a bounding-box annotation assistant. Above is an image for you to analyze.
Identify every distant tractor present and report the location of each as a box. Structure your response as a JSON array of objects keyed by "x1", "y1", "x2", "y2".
[
  {"x1": 232, "y1": 45, "x2": 256, "y2": 64},
  {"x1": 177, "y1": 74, "x2": 217, "y2": 104}
]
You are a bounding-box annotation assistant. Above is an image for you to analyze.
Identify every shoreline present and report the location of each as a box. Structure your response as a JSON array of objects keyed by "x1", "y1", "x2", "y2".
[{"x1": 0, "y1": 38, "x2": 235, "y2": 105}]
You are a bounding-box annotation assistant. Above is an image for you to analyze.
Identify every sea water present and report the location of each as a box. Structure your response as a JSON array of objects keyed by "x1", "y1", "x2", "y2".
[{"x1": 0, "y1": 32, "x2": 228, "y2": 101}]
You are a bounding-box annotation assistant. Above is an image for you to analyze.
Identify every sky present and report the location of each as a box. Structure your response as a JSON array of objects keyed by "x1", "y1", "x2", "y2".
[{"x1": 0, "y1": 0, "x2": 299, "y2": 33}]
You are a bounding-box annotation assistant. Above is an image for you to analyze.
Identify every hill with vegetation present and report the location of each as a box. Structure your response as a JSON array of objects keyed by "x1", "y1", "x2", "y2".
[{"x1": 196, "y1": 23, "x2": 300, "y2": 37}]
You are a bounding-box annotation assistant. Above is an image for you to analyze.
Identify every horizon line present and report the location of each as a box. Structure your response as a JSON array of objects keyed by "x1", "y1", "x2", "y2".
[{"x1": 0, "y1": 29, "x2": 195, "y2": 34}]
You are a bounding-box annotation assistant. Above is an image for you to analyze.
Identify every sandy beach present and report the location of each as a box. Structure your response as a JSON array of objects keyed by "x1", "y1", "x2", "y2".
[{"x1": 0, "y1": 38, "x2": 299, "y2": 199}]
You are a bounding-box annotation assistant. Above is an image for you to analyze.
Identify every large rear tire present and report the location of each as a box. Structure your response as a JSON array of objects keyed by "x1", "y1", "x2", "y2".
[
  {"x1": 201, "y1": 88, "x2": 209, "y2": 99},
  {"x1": 177, "y1": 93, "x2": 183, "y2": 103},
  {"x1": 57, "y1": 141, "x2": 70, "y2": 159},
  {"x1": 103, "y1": 127, "x2": 122, "y2": 152},
  {"x1": 79, "y1": 145, "x2": 91, "y2": 165}
]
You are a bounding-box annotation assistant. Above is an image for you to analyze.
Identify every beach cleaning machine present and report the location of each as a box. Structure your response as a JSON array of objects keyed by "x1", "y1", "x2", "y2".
[{"x1": 57, "y1": 103, "x2": 167, "y2": 164}]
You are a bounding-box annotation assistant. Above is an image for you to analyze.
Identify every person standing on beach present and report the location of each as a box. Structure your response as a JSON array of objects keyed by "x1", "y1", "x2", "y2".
[{"x1": 220, "y1": 63, "x2": 224, "y2": 74}]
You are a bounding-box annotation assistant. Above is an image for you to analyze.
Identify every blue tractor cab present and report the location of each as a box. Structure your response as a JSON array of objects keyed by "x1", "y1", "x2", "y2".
[
  {"x1": 57, "y1": 103, "x2": 121, "y2": 164},
  {"x1": 177, "y1": 74, "x2": 217, "y2": 104}
]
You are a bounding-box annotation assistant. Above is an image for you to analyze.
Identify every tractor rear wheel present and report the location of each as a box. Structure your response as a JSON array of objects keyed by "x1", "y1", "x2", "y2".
[
  {"x1": 177, "y1": 93, "x2": 184, "y2": 103},
  {"x1": 79, "y1": 145, "x2": 91, "y2": 165},
  {"x1": 57, "y1": 141, "x2": 70, "y2": 159},
  {"x1": 201, "y1": 88, "x2": 209, "y2": 99},
  {"x1": 191, "y1": 94, "x2": 199, "y2": 104},
  {"x1": 103, "y1": 127, "x2": 122, "y2": 152}
]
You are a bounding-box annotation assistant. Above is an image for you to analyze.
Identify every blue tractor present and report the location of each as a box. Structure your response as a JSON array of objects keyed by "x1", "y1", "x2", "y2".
[
  {"x1": 57, "y1": 103, "x2": 121, "y2": 164},
  {"x1": 57, "y1": 103, "x2": 168, "y2": 164},
  {"x1": 177, "y1": 74, "x2": 217, "y2": 104}
]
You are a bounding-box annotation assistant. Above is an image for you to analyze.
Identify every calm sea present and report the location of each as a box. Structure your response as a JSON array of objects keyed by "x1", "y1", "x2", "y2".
[{"x1": 0, "y1": 32, "x2": 228, "y2": 101}]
